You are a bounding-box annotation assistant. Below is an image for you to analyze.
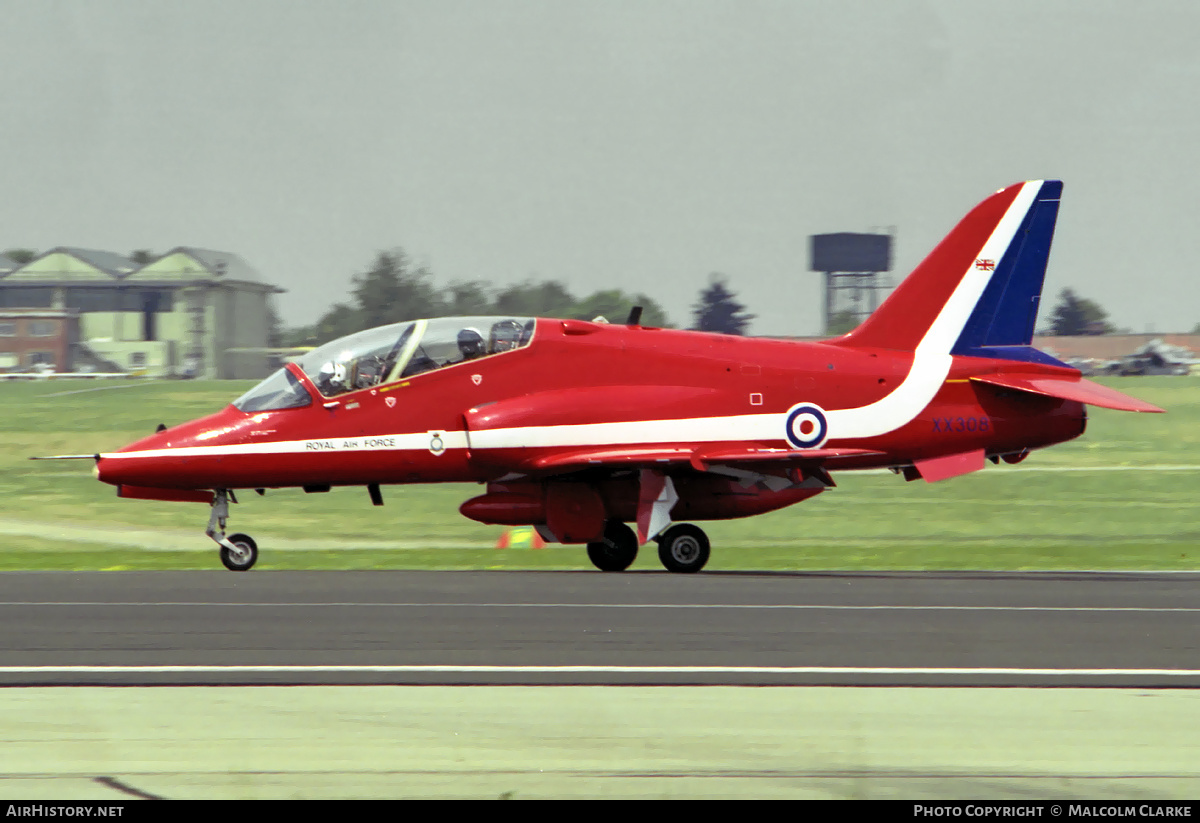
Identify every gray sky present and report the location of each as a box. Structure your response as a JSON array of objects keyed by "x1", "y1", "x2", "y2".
[{"x1": 1, "y1": 0, "x2": 1197, "y2": 337}]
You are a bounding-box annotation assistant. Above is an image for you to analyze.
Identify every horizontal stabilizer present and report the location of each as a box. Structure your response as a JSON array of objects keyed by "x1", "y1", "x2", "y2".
[{"x1": 971, "y1": 373, "x2": 1164, "y2": 413}]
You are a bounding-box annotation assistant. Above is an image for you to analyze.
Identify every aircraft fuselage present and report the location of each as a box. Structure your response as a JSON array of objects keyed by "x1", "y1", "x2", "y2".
[{"x1": 97, "y1": 319, "x2": 1085, "y2": 495}]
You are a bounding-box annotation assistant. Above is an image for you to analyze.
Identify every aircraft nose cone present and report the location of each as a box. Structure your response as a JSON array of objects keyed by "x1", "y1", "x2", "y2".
[
  {"x1": 95, "y1": 430, "x2": 170, "y2": 487},
  {"x1": 97, "y1": 406, "x2": 248, "y2": 488}
]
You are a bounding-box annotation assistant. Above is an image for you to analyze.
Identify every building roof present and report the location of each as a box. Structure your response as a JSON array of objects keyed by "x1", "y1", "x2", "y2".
[
  {"x1": 176, "y1": 247, "x2": 267, "y2": 284},
  {"x1": 0, "y1": 247, "x2": 138, "y2": 282},
  {"x1": 0, "y1": 246, "x2": 283, "y2": 293},
  {"x1": 46, "y1": 248, "x2": 137, "y2": 276},
  {"x1": 124, "y1": 247, "x2": 282, "y2": 292}
]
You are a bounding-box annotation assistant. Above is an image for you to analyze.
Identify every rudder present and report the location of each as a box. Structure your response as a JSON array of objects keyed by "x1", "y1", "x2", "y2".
[{"x1": 950, "y1": 180, "x2": 1061, "y2": 362}]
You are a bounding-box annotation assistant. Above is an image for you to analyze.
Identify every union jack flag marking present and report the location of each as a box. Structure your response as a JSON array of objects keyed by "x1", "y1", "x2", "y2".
[{"x1": 975, "y1": 258, "x2": 995, "y2": 271}]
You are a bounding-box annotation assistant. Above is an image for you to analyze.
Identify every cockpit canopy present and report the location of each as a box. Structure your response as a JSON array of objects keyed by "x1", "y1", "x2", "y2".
[{"x1": 233, "y1": 316, "x2": 536, "y2": 412}]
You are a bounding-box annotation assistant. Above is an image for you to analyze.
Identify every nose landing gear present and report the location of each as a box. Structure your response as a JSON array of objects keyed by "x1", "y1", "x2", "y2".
[
  {"x1": 206, "y1": 489, "x2": 259, "y2": 571},
  {"x1": 219, "y1": 533, "x2": 258, "y2": 572}
]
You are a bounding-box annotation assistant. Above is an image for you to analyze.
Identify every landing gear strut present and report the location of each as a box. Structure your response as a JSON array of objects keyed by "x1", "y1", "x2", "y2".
[
  {"x1": 206, "y1": 489, "x2": 259, "y2": 571},
  {"x1": 586, "y1": 520, "x2": 638, "y2": 572},
  {"x1": 656, "y1": 523, "x2": 711, "y2": 574}
]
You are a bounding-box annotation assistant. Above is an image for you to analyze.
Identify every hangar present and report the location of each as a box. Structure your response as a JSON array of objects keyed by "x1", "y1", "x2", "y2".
[{"x1": 0, "y1": 247, "x2": 283, "y2": 378}]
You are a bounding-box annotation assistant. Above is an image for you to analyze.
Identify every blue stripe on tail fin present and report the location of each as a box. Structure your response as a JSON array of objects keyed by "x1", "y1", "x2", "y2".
[{"x1": 951, "y1": 180, "x2": 1065, "y2": 365}]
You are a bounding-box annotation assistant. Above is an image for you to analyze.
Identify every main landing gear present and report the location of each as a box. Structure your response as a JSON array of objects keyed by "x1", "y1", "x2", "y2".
[
  {"x1": 206, "y1": 489, "x2": 259, "y2": 572},
  {"x1": 586, "y1": 520, "x2": 638, "y2": 572},
  {"x1": 655, "y1": 524, "x2": 711, "y2": 574},
  {"x1": 585, "y1": 520, "x2": 712, "y2": 574}
]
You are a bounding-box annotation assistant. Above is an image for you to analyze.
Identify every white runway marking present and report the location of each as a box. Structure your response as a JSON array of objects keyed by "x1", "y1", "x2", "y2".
[
  {"x1": 861, "y1": 464, "x2": 1200, "y2": 474},
  {"x1": 0, "y1": 518, "x2": 493, "y2": 550},
  {"x1": 40, "y1": 382, "x2": 154, "y2": 397},
  {"x1": 0, "y1": 601, "x2": 1197, "y2": 612},
  {"x1": 1003, "y1": 465, "x2": 1200, "y2": 472},
  {"x1": 1, "y1": 664, "x2": 1198, "y2": 677}
]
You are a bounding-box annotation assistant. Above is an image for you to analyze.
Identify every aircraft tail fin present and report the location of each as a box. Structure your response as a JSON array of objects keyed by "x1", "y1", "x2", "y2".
[{"x1": 833, "y1": 180, "x2": 1064, "y2": 365}]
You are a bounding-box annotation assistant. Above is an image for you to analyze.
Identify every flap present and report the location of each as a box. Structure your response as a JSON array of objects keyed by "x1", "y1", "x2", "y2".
[{"x1": 913, "y1": 449, "x2": 986, "y2": 483}]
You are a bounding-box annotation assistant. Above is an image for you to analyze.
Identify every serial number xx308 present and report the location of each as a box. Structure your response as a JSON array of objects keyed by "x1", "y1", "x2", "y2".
[{"x1": 932, "y1": 416, "x2": 991, "y2": 433}]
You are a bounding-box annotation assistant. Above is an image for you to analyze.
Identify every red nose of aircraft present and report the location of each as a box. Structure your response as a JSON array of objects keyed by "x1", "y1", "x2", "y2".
[{"x1": 97, "y1": 405, "x2": 251, "y2": 490}]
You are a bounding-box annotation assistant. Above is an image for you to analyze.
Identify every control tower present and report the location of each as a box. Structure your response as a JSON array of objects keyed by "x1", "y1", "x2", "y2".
[{"x1": 809, "y1": 232, "x2": 893, "y2": 335}]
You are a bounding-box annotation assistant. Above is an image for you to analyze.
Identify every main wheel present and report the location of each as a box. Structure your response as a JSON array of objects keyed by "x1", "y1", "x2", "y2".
[
  {"x1": 586, "y1": 520, "x2": 638, "y2": 572},
  {"x1": 220, "y1": 533, "x2": 258, "y2": 572},
  {"x1": 656, "y1": 524, "x2": 710, "y2": 573}
]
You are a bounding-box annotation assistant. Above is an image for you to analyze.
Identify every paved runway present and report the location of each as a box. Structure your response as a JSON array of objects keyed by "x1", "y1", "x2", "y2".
[{"x1": 0, "y1": 570, "x2": 1196, "y2": 686}]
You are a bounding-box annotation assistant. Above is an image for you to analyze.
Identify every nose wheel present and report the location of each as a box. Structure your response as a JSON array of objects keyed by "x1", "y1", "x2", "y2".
[
  {"x1": 219, "y1": 533, "x2": 258, "y2": 572},
  {"x1": 206, "y1": 489, "x2": 259, "y2": 571}
]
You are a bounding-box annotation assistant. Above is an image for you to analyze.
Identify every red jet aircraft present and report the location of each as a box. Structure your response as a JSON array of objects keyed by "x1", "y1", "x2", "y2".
[{"x1": 61, "y1": 180, "x2": 1164, "y2": 572}]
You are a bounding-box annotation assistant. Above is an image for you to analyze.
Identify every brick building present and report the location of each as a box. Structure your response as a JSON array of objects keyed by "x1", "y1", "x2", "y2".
[{"x1": 0, "y1": 309, "x2": 78, "y2": 372}]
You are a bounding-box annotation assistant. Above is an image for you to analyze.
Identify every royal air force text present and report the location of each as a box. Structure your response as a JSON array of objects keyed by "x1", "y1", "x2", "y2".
[{"x1": 305, "y1": 437, "x2": 397, "y2": 451}]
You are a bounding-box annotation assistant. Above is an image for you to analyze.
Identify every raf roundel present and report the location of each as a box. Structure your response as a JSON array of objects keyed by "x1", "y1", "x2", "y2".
[{"x1": 784, "y1": 402, "x2": 829, "y2": 449}]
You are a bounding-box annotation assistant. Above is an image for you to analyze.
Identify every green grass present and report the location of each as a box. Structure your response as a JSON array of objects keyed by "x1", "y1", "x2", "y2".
[
  {"x1": 6, "y1": 376, "x2": 1199, "y2": 571},
  {"x1": 4, "y1": 686, "x2": 1198, "y2": 799}
]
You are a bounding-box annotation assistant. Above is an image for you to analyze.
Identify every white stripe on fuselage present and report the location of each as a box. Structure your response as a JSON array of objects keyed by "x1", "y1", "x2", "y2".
[
  {"x1": 105, "y1": 183, "x2": 1039, "y2": 462},
  {"x1": 829, "y1": 180, "x2": 1039, "y2": 439},
  {"x1": 102, "y1": 431, "x2": 470, "y2": 460},
  {"x1": 471, "y1": 180, "x2": 1039, "y2": 449}
]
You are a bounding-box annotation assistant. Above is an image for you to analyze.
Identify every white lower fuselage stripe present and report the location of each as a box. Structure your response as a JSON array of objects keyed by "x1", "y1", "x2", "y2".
[
  {"x1": 0, "y1": 664, "x2": 1195, "y2": 677},
  {"x1": 103, "y1": 431, "x2": 470, "y2": 460}
]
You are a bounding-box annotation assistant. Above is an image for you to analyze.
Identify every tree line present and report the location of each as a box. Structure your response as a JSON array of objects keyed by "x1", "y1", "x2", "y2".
[
  {"x1": 295, "y1": 250, "x2": 1130, "y2": 343},
  {"x1": 282, "y1": 249, "x2": 754, "y2": 346}
]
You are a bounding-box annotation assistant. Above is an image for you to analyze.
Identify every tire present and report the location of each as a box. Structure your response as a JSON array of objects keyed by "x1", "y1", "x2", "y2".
[
  {"x1": 220, "y1": 533, "x2": 258, "y2": 572},
  {"x1": 586, "y1": 520, "x2": 638, "y2": 572},
  {"x1": 656, "y1": 524, "x2": 710, "y2": 574}
]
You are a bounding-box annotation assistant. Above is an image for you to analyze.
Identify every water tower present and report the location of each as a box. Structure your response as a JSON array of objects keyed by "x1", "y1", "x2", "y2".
[{"x1": 809, "y1": 232, "x2": 893, "y2": 335}]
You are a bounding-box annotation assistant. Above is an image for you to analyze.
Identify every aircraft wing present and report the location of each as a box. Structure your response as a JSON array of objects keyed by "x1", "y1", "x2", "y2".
[
  {"x1": 970, "y1": 373, "x2": 1164, "y2": 413},
  {"x1": 527, "y1": 445, "x2": 883, "y2": 474}
]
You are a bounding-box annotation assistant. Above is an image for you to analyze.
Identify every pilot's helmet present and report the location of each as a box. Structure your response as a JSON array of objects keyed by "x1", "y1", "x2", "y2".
[
  {"x1": 318, "y1": 360, "x2": 347, "y2": 388},
  {"x1": 457, "y1": 327, "x2": 485, "y2": 359},
  {"x1": 489, "y1": 319, "x2": 521, "y2": 352}
]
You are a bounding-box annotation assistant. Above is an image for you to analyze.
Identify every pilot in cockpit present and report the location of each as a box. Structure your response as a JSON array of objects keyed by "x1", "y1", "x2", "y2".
[
  {"x1": 317, "y1": 352, "x2": 383, "y2": 395},
  {"x1": 458, "y1": 327, "x2": 485, "y2": 361},
  {"x1": 316, "y1": 360, "x2": 348, "y2": 395},
  {"x1": 489, "y1": 319, "x2": 523, "y2": 353}
]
